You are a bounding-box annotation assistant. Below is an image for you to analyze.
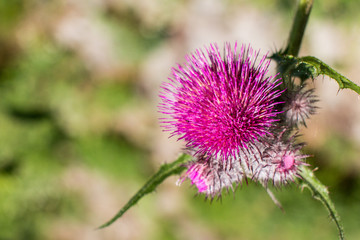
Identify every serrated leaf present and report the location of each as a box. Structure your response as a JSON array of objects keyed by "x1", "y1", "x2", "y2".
[
  {"x1": 298, "y1": 165, "x2": 345, "y2": 240},
  {"x1": 270, "y1": 53, "x2": 360, "y2": 95},
  {"x1": 98, "y1": 153, "x2": 191, "y2": 229},
  {"x1": 299, "y1": 56, "x2": 360, "y2": 94}
]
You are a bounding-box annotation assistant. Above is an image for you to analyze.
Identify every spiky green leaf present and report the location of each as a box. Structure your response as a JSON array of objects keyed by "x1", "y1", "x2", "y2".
[
  {"x1": 98, "y1": 153, "x2": 191, "y2": 229},
  {"x1": 270, "y1": 53, "x2": 360, "y2": 95},
  {"x1": 298, "y1": 165, "x2": 345, "y2": 240},
  {"x1": 300, "y1": 56, "x2": 360, "y2": 94}
]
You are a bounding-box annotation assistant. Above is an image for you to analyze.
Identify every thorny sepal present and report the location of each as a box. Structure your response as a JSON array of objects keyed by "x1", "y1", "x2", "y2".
[
  {"x1": 270, "y1": 53, "x2": 360, "y2": 95},
  {"x1": 98, "y1": 153, "x2": 192, "y2": 229},
  {"x1": 298, "y1": 165, "x2": 345, "y2": 240}
]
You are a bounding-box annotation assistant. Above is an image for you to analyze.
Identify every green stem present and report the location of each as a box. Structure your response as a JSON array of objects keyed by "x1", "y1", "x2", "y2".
[
  {"x1": 98, "y1": 154, "x2": 191, "y2": 229},
  {"x1": 285, "y1": 0, "x2": 314, "y2": 56}
]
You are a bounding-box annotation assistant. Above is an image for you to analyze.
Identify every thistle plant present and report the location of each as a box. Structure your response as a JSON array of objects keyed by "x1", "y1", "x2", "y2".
[{"x1": 99, "y1": 1, "x2": 360, "y2": 239}]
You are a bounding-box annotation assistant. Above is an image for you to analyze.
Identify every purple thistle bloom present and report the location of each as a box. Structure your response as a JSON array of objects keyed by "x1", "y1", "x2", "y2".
[{"x1": 159, "y1": 43, "x2": 283, "y2": 160}]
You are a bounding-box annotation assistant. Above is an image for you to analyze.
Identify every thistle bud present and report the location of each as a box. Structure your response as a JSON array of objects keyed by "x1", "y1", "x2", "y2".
[
  {"x1": 283, "y1": 88, "x2": 318, "y2": 127},
  {"x1": 181, "y1": 131, "x2": 307, "y2": 197}
]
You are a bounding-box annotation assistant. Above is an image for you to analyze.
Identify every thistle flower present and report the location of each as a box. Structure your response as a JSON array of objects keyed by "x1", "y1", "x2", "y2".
[
  {"x1": 159, "y1": 43, "x2": 310, "y2": 197},
  {"x1": 159, "y1": 43, "x2": 283, "y2": 160}
]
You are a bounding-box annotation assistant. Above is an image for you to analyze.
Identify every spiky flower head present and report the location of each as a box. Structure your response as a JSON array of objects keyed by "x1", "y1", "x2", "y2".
[{"x1": 159, "y1": 43, "x2": 283, "y2": 160}]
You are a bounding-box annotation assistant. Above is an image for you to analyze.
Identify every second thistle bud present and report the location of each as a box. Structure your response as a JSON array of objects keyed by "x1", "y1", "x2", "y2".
[{"x1": 283, "y1": 88, "x2": 318, "y2": 127}]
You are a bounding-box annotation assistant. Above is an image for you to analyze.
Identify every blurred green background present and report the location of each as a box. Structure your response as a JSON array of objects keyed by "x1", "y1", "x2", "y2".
[{"x1": 0, "y1": 0, "x2": 359, "y2": 239}]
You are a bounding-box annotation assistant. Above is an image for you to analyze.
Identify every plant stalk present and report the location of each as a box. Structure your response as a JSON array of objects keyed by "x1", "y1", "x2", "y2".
[{"x1": 285, "y1": 0, "x2": 314, "y2": 56}]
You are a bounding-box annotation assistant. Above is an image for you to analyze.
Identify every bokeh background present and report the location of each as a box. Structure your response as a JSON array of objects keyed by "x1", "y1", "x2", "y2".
[{"x1": 0, "y1": 0, "x2": 359, "y2": 239}]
